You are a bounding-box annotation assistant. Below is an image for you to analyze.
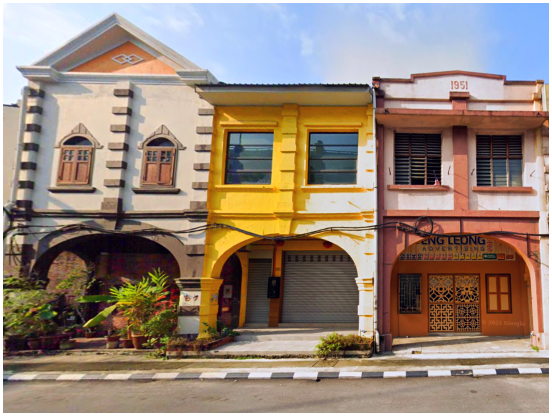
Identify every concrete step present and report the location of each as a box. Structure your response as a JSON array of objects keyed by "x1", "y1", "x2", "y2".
[{"x1": 236, "y1": 327, "x2": 358, "y2": 341}]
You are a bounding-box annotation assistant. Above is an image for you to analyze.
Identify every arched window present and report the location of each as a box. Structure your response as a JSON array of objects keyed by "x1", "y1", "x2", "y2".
[
  {"x1": 57, "y1": 136, "x2": 93, "y2": 185},
  {"x1": 142, "y1": 137, "x2": 176, "y2": 186}
]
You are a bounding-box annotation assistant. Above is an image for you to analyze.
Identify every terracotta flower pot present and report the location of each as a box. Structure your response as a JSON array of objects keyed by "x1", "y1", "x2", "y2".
[
  {"x1": 131, "y1": 335, "x2": 147, "y2": 349},
  {"x1": 120, "y1": 338, "x2": 134, "y2": 349},
  {"x1": 4, "y1": 336, "x2": 27, "y2": 351},
  {"x1": 27, "y1": 338, "x2": 41, "y2": 350},
  {"x1": 84, "y1": 332, "x2": 96, "y2": 339},
  {"x1": 40, "y1": 335, "x2": 61, "y2": 350},
  {"x1": 106, "y1": 335, "x2": 120, "y2": 342}
]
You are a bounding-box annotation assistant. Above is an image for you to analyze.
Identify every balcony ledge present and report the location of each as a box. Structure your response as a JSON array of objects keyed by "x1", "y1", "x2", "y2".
[
  {"x1": 472, "y1": 186, "x2": 533, "y2": 193},
  {"x1": 387, "y1": 185, "x2": 450, "y2": 192}
]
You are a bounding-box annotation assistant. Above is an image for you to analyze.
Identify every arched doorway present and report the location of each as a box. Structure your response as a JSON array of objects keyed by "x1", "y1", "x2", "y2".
[
  {"x1": 215, "y1": 237, "x2": 361, "y2": 328},
  {"x1": 389, "y1": 235, "x2": 531, "y2": 338},
  {"x1": 32, "y1": 233, "x2": 181, "y2": 329}
]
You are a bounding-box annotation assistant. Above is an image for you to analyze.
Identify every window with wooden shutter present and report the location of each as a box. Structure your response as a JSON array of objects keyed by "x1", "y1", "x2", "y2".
[
  {"x1": 394, "y1": 133, "x2": 442, "y2": 185},
  {"x1": 57, "y1": 136, "x2": 93, "y2": 185},
  {"x1": 476, "y1": 135, "x2": 522, "y2": 186},
  {"x1": 141, "y1": 138, "x2": 176, "y2": 186},
  {"x1": 486, "y1": 275, "x2": 512, "y2": 313}
]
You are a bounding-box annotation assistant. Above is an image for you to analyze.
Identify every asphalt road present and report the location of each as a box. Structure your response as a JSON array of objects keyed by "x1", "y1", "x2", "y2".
[{"x1": 3, "y1": 376, "x2": 549, "y2": 413}]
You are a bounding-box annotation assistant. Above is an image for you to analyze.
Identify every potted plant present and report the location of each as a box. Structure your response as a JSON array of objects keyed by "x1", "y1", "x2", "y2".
[
  {"x1": 78, "y1": 268, "x2": 171, "y2": 350},
  {"x1": 59, "y1": 338, "x2": 76, "y2": 350},
  {"x1": 84, "y1": 328, "x2": 96, "y2": 338}
]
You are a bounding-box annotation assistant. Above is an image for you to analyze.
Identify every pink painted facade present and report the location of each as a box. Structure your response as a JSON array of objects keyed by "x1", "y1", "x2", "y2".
[{"x1": 374, "y1": 71, "x2": 548, "y2": 351}]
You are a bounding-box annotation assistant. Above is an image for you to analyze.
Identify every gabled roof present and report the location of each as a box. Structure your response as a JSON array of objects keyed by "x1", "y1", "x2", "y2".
[{"x1": 18, "y1": 13, "x2": 218, "y2": 84}]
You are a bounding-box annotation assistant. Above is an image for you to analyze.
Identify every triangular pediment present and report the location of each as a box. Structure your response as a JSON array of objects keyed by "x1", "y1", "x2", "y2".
[
  {"x1": 70, "y1": 41, "x2": 176, "y2": 74},
  {"x1": 31, "y1": 13, "x2": 202, "y2": 74}
]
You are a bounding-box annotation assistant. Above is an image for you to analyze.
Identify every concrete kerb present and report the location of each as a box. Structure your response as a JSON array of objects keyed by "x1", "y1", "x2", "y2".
[{"x1": 4, "y1": 367, "x2": 547, "y2": 382}]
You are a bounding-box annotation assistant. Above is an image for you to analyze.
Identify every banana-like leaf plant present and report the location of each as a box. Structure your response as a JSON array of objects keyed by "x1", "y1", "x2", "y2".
[{"x1": 77, "y1": 268, "x2": 170, "y2": 333}]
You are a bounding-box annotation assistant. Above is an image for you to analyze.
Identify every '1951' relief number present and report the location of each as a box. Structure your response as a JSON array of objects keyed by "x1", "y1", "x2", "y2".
[{"x1": 451, "y1": 80, "x2": 468, "y2": 90}]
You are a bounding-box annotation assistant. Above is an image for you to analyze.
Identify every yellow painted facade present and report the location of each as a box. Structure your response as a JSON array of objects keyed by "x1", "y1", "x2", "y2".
[{"x1": 194, "y1": 104, "x2": 377, "y2": 335}]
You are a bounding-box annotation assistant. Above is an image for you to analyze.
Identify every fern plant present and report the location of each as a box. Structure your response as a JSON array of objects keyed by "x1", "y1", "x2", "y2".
[{"x1": 78, "y1": 268, "x2": 170, "y2": 335}]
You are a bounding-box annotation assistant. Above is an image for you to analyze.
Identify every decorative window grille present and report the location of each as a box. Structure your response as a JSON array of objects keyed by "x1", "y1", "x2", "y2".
[
  {"x1": 476, "y1": 135, "x2": 522, "y2": 186},
  {"x1": 225, "y1": 132, "x2": 274, "y2": 184},
  {"x1": 394, "y1": 133, "x2": 442, "y2": 185},
  {"x1": 399, "y1": 274, "x2": 421, "y2": 314},
  {"x1": 308, "y1": 132, "x2": 358, "y2": 184}
]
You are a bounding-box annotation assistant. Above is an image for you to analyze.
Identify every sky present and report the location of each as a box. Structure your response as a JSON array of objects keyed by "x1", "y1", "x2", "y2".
[{"x1": 3, "y1": 3, "x2": 549, "y2": 103}]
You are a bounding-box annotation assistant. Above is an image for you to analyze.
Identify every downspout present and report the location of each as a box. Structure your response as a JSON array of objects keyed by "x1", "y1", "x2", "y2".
[
  {"x1": 372, "y1": 86, "x2": 380, "y2": 353},
  {"x1": 3, "y1": 87, "x2": 28, "y2": 255}
]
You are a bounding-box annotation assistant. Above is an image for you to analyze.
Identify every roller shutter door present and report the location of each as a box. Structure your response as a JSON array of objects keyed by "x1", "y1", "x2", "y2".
[
  {"x1": 282, "y1": 251, "x2": 358, "y2": 323},
  {"x1": 244, "y1": 259, "x2": 272, "y2": 324}
]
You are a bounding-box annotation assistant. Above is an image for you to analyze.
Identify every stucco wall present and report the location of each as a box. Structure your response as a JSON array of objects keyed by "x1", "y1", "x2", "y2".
[{"x1": 3, "y1": 104, "x2": 20, "y2": 204}]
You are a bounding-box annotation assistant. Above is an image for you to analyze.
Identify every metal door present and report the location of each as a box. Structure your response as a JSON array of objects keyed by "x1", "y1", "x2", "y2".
[
  {"x1": 282, "y1": 251, "x2": 358, "y2": 323},
  {"x1": 244, "y1": 259, "x2": 272, "y2": 324},
  {"x1": 429, "y1": 274, "x2": 480, "y2": 332}
]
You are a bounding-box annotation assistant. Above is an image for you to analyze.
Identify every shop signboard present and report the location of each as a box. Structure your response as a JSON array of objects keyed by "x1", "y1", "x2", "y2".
[{"x1": 399, "y1": 236, "x2": 516, "y2": 261}]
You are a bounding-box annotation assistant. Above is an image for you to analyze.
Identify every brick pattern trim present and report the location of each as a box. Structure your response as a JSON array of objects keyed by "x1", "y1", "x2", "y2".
[
  {"x1": 112, "y1": 107, "x2": 132, "y2": 116},
  {"x1": 20, "y1": 162, "x2": 37, "y2": 170},
  {"x1": 198, "y1": 108, "x2": 215, "y2": 116},
  {"x1": 101, "y1": 198, "x2": 123, "y2": 212},
  {"x1": 28, "y1": 88, "x2": 45, "y2": 98},
  {"x1": 104, "y1": 179, "x2": 125, "y2": 188},
  {"x1": 196, "y1": 126, "x2": 213, "y2": 134},
  {"x1": 113, "y1": 88, "x2": 134, "y2": 98},
  {"x1": 25, "y1": 124, "x2": 41, "y2": 133},
  {"x1": 27, "y1": 106, "x2": 43, "y2": 115},
  {"x1": 23, "y1": 143, "x2": 39, "y2": 152},
  {"x1": 18, "y1": 181, "x2": 34, "y2": 189},
  {"x1": 193, "y1": 163, "x2": 210, "y2": 171},
  {"x1": 15, "y1": 200, "x2": 33, "y2": 210},
  {"x1": 106, "y1": 160, "x2": 127, "y2": 169},
  {"x1": 108, "y1": 142, "x2": 129, "y2": 151},
  {"x1": 192, "y1": 182, "x2": 208, "y2": 190},
  {"x1": 190, "y1": 201, "x2": 207, "y2": 210},
  {"x1": 110, "y1": 124, "x2": 130, "y2": 133},
  {"x1": 194, "y1": 144, "x2": 212, "y2": 152}
]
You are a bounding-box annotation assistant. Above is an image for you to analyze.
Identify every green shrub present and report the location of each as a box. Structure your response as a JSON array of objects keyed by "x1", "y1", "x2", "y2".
[{"x1": 315, "y1": 332, "x2": 374, "y2": 358}]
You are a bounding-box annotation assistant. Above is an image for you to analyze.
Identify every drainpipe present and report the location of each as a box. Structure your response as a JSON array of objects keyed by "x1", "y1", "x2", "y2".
[
  {"x1": 4, "y1": 87, "x2": 28, "y2": 220},
  {"x1": 371, "y1": 86, "x2": 380, "y2": 353}
]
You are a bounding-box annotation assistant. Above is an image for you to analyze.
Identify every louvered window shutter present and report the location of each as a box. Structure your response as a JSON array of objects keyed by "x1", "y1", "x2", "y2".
[
  {"x1": 394, "y1": 133, "x2": 442, "y2": 185},
  {"x1": 476, "y1": 135, "x2": 522, "y2": 187}
]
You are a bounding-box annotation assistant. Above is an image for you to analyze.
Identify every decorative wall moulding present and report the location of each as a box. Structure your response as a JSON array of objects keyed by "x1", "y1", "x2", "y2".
[
  {"x1": 23, "y1": 143, "x2": 40, "y2": 152},
  {"x1": 56, "y1": 123, "x2": 103, "y2": 148},
  {"x1": 108, "y1": 142, "x2": 129, "y2": 151},
  {"x1": 28, "y1": 106, "x2": 43, "y2": 115},
  {"x1": 198, "y1": 108, "x2": 215, "y2": 116},
  {"x1": 25, "y1": 124, "x2": 41, "y2": 133},
  {"x1": 192, "y1": 182, "x2": 208, "y2": 190},
  {"x1": 111, "y1": 53, "x2": 144, "y2": 65},
  {"x1": 48, "y1": 186, "x2": 96, "y2": 193},
  {"x1": 113, "y1": 88, "x2": 134, "y2": 98},
  {"x1": 112, "y1": 107, "x2": 132, "y2": 116},
  {"x1": 104, "y1": 179, "x2": 125, "y2": 188},
  {"x1": 20, "y1": 162, "x2": 37, "y2": 170},
  {"x1": 138, "y1": 125, "x2": 185, "y2": 150},
  {"x1": 132, "y1": 187, "x2": 181, "y2": 194},
  {"x1": 27, "y1": 88, "x2": 45, "y2": 98},
  {"x1": 196, "y1": 126, "x2": 213, "y2": 134},
  {"x1": 18, "y1": 181, "x2": 35, "y2": 190},
  {"x1": 110, "y1": 124, "x2": 130, "y2": 133},
  {"x1": 194, "y1": 144, "x2": 211, "y2": 152},
  {"x1": 106, "y1": 160, "x2": 127, "y2": 169}
]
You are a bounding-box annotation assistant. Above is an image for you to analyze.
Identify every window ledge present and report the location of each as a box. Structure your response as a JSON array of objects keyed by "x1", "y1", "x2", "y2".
[
  {"x1": 48, "y1": 186, "x2": 96, "y2": 193},
  {"x1": 214, "y1": 184, "x2": 276, "y2": 191},
  {"x1": 132, "y1": 187, "x2": 181, "y2": 194},
  {"x1": 387, "y1": 185, "x2": 450, "y2": 192},
  {"x1": 301, "y1": 185, "x2": 366, "y2": 192},
  {"x1": 472, "y1": 186, "x2": 533, "y2": 193}
]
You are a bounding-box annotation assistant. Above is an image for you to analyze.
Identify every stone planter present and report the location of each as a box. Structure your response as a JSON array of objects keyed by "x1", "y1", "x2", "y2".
[
  {"x1": 84, "y1": 332, "x2": 96, "y2": 339},
  {"x1": 106, "y1": 335, "x2": 120, "y2": 349},
  {"x1": 3, "y1": 336, "x2": 27, "y2": 351},
  {"x1": 27, "y1": 338, "x2": 41, "y2": 350},
  {"x1": 167, "y1": 336, "x2": 235, "y2": 358},
  {"x1": 40, "y1": 335, "x2": 62, "y2": 350}
]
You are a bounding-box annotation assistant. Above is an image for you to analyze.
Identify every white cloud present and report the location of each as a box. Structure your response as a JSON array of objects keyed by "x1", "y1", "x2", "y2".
[
  {"x1": 315, "y1": 4, "x2": 493, "y2": 83},
  {"x1": 300, "y1": 33, "x2": 314, "y2": 57},
  {"x1": 140, "y1": 4, "x2": 203, "y2": 34}
]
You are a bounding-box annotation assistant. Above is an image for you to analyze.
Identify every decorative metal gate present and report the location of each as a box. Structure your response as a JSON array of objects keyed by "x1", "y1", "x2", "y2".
[{"x1": 429, "y1": 275, "x2": 480, "y2": 332}]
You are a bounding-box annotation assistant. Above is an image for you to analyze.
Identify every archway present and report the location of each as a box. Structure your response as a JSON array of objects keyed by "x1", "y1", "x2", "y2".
[
  {"x1": 212, "y1": 236, "x2": 363, "y2": 329},
  {"x1": 389, "y1": 235, "x2": 533, "y2": 343},
  {"x1": 31, "y1": 230, "x2": 182, "y2": 330}
]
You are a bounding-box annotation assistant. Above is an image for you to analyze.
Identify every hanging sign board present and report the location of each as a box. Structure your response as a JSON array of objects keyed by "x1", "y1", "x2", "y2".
[{"x1": 399, "y1": 236, "x2": 516, "y2": 261}]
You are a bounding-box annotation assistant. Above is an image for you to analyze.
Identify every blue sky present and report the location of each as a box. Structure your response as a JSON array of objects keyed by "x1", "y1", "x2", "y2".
[{"x1": 3, "y1": 3, "x2": 549, "y2": 103}]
